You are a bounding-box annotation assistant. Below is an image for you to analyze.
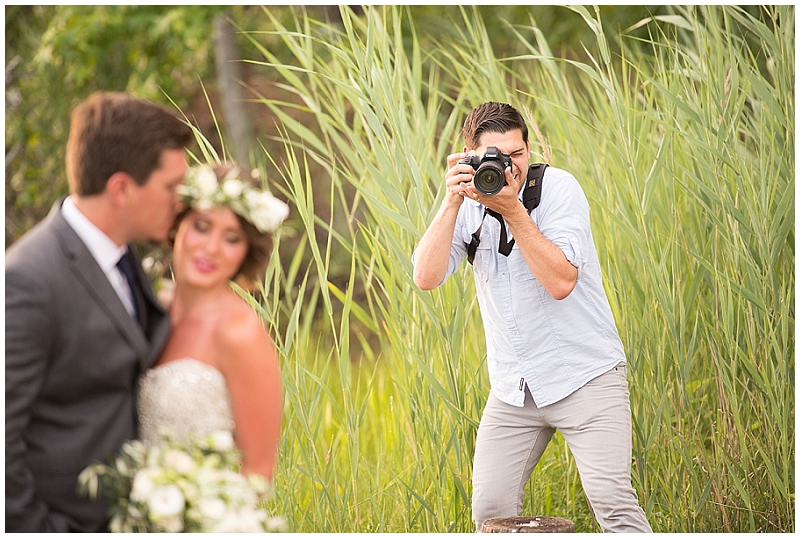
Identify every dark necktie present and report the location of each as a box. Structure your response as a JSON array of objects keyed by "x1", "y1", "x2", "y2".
[{"x1": 116, "y1": 249, "x2": 146, "y2": 327}]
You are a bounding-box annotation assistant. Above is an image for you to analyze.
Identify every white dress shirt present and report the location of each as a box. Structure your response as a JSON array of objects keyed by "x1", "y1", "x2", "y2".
[{"x1": 61, "y1": 196, "x2": 137, "y2": 317}]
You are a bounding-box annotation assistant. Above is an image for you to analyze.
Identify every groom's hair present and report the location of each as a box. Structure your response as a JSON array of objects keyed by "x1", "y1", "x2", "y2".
[{"x1": 66, "y1": 92, "x2": 193, "y2": 196}]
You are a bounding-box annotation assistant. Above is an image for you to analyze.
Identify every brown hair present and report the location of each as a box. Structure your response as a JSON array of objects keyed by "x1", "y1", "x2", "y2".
[
  {"x1": 66, "y1": 92, "x2": 193, "y2": 196},
  {"x1": 461, "y1": 102, "x2": 529, "y2": 150},
  {"x1": 168, "y1": 163, "x2": 273, "y2": 289}
]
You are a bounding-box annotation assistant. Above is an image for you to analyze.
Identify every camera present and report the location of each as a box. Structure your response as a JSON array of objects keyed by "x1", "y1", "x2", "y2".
[{"x1": 459, "y1": 146, "x2": 512, "y2": 196}]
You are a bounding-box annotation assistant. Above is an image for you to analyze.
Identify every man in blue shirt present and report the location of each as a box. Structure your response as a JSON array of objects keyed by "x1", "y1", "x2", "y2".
[{"x1": 413, "y1": 102, "x2": 651, "y2": 532}]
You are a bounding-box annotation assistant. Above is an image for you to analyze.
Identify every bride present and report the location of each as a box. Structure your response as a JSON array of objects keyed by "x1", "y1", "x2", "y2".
[{"x1": 137, "y1": 162, "x2": 289, "y2": 480}]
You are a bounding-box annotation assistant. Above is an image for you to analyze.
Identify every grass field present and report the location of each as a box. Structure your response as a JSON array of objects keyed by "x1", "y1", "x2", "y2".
[{"x1": 237, "y1": 6, "x2": 792, "y2": 532}]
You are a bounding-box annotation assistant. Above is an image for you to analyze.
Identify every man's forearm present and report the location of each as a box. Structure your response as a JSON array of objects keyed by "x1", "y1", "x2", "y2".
[
  {"x1": 505, "y1": 204, "x2": 577, "y2": 300},
  {"x1": 413, "y1": 201, "x2": 461, "y2": 290}
]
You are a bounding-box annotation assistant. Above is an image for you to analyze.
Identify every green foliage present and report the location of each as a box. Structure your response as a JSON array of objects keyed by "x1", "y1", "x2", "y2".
[
  {"x1": 246, "y1": 5, "x2": 793, "y2": 532},
  {"x1": 5, "y1": 5, "x2": 221, "y2": 244},
  {"x1": 5, "y1": 4, "x2": 793, "y2": 533}
]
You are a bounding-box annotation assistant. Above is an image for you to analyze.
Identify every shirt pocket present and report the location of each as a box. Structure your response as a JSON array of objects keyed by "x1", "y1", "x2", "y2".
[
  {"x1": 473, "y1": 242, "x2": 492, "y2": 282},
  {"x1": 463, "y1": 223, "x2": 491, "y2": 282}
]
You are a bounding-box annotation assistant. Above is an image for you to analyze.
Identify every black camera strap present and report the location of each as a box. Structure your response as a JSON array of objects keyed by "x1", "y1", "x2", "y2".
[{"x1": 466, "y1": 163, "x2": 547, "y2": 265}]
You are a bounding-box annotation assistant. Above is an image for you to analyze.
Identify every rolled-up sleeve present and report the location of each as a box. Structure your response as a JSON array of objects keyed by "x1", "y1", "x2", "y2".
[{"x1": 535, "y1": 169, "x2": 592, "y2": 275}]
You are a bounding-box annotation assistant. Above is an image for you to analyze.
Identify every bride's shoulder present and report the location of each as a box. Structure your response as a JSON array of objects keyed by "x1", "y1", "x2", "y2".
[{"x1": 212, "y1": 294, "x2": 275, "y2": 363}]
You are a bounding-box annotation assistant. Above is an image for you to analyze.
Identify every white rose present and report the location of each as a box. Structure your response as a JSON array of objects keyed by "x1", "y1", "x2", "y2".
[
  {"x1": 196, "y1": 198, "x2": 215, "y2": 212},
  {"x1": 222, "y1": 178, "x2": 244, "y2": 198},
  {"x1": 211, "y1": 512, "x2": 240, "y2": 533},
  {"x1": 212, "y1": 508, "x2": 265, "y2": 533},
  {"x1": 157, "y1": 514, "x2": 184, "y2": 533},
  {"x1": 147, "y1": 484, "x2": 185, "y2": 518},
  {"x1": 246, "y1": 191, "x2": 289, "y2": 232},
  {"x1": 209, "y1": 430, "x2": 235, "y2": 452},
  {"x1": 198, "y1": 497, "x2": 227, "y2": 520},
  {"x1": 130, "y1": 469, "x2": 157, "y2": 502},
  {"x1": 238, "y1": 507, "x2": 267, "y2": 532},
  {"x1": 164, "y1": 449, "x2": 196, "y2": 475},
  {"x1": 195, "y1": 467, "x2": 224, "y2": 487},
  {"x1": 194, "y1": 167, "x2": 219, "y2": 198},
  {"x1": 244, "y1": 189, "x2": 262, "y2": 211}
]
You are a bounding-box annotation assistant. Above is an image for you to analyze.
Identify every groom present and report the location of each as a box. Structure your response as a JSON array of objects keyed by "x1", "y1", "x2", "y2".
[{"x1": 5, "y1": 92, "x2": 193, "y2": 532}]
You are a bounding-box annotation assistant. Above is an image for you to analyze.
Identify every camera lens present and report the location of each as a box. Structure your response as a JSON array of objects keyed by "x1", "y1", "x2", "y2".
[{"x1": 474, "y1": 163, "x2": 505, "y2": 195}]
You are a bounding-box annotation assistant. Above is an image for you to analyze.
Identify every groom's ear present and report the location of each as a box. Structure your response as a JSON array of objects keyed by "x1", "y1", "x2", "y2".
[{"x1": 106, "y1": 172, "x2": 135, "y2": 206}]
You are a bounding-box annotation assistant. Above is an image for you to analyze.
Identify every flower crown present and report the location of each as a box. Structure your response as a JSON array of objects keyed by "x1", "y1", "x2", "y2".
[{"x1": 178, "y1": 164, "x2": 289, "y2": 233}]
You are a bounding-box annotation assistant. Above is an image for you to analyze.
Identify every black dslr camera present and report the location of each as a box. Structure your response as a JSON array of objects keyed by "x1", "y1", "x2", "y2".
[{"x1": 459, "y1": 146, "x2": 512, "y2": 196}]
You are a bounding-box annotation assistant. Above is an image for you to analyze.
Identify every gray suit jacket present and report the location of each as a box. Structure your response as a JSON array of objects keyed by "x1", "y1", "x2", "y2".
[{"x1": 5, "y1": 200, "x2": 171, "y2": 532}]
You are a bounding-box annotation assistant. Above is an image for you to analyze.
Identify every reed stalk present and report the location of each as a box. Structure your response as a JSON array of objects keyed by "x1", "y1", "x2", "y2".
[{"x1": 241, "y1": 5, "x2": 792, "y2": 532}]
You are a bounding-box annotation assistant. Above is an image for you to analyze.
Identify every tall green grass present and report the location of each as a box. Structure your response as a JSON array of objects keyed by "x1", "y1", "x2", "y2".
[{"x1": 242, "y1": 5, "x2": 792, "y2": 532}]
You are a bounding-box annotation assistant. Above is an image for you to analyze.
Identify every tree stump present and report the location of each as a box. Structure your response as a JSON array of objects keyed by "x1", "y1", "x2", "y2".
[{"x1": 481, "y1": 516, "x2": 575, "y2": 533}]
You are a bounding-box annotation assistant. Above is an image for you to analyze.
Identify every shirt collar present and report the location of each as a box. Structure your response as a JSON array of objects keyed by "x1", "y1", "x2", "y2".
[{"x1": 61, "y1": 196, "x2": 128, "y2": 271}]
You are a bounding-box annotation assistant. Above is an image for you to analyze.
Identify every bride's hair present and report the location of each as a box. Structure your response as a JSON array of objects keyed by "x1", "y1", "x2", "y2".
[{"x1": 167, "y1": 163, "x2": 274, "y2": 289}]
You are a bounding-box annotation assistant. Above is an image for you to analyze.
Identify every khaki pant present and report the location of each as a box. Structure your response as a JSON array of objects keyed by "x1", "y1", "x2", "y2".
[{"x1": 472, "y1": 363, "x2": 652, "y2": 532}]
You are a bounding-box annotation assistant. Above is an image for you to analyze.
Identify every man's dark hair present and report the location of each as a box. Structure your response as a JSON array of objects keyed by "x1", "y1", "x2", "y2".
[
  {"x1": 462, "y1": 101, "x2": 529, "y2": 150},
  {"x1": 66, "y1": 92, "x2": 193, "y2": 196}
]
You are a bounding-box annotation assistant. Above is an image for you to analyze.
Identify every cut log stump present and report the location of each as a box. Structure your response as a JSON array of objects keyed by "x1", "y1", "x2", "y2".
[{"x1": 481, "y1": 516, "x2": 575, "y2": 533}]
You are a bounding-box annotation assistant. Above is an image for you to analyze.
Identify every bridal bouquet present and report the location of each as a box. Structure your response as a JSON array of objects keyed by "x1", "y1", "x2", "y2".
[{"x1": 78, "y1": 430, "x2": 286, "y2": 533}]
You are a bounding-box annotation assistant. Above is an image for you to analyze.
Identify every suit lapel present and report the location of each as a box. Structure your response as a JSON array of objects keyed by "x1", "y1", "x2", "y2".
[
  {"x1": 50, "y1": 204, "x2": 150, "y2": 358},
  {"x1": 127, "y1": 246, "x2": 171, "y2": 369}
]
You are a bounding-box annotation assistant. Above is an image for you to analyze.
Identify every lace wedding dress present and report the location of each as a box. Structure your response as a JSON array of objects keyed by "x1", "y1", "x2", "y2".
[{"x1": 138, "y1": 358, "x2": 235, "y2": 445}]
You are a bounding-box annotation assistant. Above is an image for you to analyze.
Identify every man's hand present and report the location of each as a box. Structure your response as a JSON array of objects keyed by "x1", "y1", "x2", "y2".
[
  {"x1": 444, "y1": 152, "x2": 475, "y2": 207},
  {"x1": 463, "y1": 165, "x2": 524, "y2": 217},
  {"x1": 465, "y1": 165, "x2": 578, "y2": 300},
  {"x1": 413, "y1": 152, "x2": 476, "y2": 290}
]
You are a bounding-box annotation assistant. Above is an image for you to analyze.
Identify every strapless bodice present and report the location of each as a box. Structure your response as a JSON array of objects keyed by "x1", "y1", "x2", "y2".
[{"x1": 138, "y1": 358, "x2": 235, "y2": 445}]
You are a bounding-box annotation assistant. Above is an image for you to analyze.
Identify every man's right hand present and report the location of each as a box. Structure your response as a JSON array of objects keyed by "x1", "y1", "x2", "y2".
[
  {"x1": 444, "y1": 152, "x2": 474, "y2": 207},
  {"x1": 413, "y1": 152, "x2": 474, "y2": 290}
]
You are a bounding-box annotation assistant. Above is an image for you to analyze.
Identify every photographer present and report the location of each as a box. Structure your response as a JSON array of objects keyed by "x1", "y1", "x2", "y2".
[{"x1": 412, "y1": 102, "x2": 651, "y2": 532}]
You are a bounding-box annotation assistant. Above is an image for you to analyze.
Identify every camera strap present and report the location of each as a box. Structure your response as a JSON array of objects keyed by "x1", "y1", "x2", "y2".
[{"x1": 466, "y1": 163, "x2": 547, "y2": 265}]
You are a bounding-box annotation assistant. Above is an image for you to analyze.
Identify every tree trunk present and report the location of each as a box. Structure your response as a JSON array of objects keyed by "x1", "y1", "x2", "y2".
[{"x1": 213, "y1": 11, "x2": 252, "y2": 168}]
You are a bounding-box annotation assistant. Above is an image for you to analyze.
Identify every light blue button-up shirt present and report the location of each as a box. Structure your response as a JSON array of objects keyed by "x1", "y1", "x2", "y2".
[{"x1": 419, "y1": 166, "x2": 625, "y2": 408}]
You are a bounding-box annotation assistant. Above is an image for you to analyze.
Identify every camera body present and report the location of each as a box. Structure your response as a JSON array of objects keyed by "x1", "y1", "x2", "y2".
[{"x1": 460, "y1": 146, "x2": 512, "y2": 196}]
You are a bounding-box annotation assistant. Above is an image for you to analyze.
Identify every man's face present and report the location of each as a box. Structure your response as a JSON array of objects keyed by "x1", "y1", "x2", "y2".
[
  {"x1": 126, "y1": 148, "x2": 187, "y2": 243},
  {"x1": 468, "y1": 129, "x2": 530, "y2": 193}
]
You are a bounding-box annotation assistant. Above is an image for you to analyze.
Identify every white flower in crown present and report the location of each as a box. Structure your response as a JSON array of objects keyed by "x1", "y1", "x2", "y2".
[
  {"x1": 222, "y1": 178, "x2": 244, "y2": 198},
  {"x1": 179, "y1": 164, "x2": 289, "y2": 233},
  {"x1": 193, "y1": 166, "x2": 220, "y2": 199}
]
